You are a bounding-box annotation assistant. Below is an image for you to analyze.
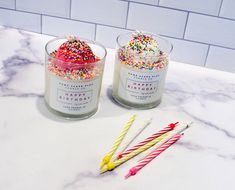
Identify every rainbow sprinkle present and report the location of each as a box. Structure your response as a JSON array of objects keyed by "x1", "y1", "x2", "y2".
[
  {"x1": 118, "y1": 32, "x2": 169, "y2": 70},
  {"x1": 47, "y1": 37, "x2": 101, "y2": 80}
]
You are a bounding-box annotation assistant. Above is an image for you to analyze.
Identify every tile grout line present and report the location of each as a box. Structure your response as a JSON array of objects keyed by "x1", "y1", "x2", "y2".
[
  {"x1": 204, "y1": 45, "x2": 211, "y2": 66},
  {"x1": 14, "y1": 0, "x2": 16, "y2": 10},
  {"x1": 25, "y1": 12, "x2": 235, "y2": 49},
  {"x1": 0, "y1": 7, "x2": 40, "y2": 15},
  {"x1": 182, "y1": 12, "x2": 189, "y2": 38},
  {"x1": 119, "y1": 0, "x2": 235, "y2": 22},
  {"x1": 218, "y1": 0, "x2": 224, "y2": 16},
  {"x1": 40, "y1": 14, "x2": 42, "y2": 34},
  {"x1": 2, "y1": 1, "x2": 235, "y2": 22},
  {"x1": 125, "y1": 1, "x2": 130, "y2": 28},
  {"x1": 69, "y1": 0, "x2": 72, "y2": 19},
  {"x1": 94, "y1": 24, "x2": 97, "y2": 41},
  {"x1": 3, "y1": 23, "x2": 235, "y2": 54},
  {"x1": 162, "y1": 34, "x2": 235, "y2": 51},
  {"x1": 1, "y1": 8, "x2": 235, "y2": 51},
  {"x1": 2, "y1": 8, "x2": 235, "y2": 52},
  {"x1": 0, "y1": 6, "x2": 235, "y2": 51},
  {"x1": 2, "y1": 25, "x2": 41, "y2": 35}
]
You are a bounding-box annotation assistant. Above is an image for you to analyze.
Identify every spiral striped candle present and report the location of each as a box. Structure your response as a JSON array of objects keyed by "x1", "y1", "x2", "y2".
[
  {"x1": 125, "y1": 133, "x2": 182, "y2": 179},
  {"x1": 118, "y1": 122, "x2": 178, "y2": 159},
  {"x1": 100, "y1": 114, "x2": 136, "y2": 169},
  {"x1": 100, "y1": 133, "x2": 169, "y2": 173},
  {"x1": 136, "y1": 122, "x2": 191, "y2": 161},
  {"x1": 113, "y1": 118, "x2": 152, "y2": 160}
]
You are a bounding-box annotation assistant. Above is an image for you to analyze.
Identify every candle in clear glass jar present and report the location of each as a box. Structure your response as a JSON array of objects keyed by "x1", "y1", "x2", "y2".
[
  {"x1": 45, "y1": 37, "x2": 107, "y2": 119},
  {"x1": 112, "y1": 32, "x2": 173, "y2": 109}
]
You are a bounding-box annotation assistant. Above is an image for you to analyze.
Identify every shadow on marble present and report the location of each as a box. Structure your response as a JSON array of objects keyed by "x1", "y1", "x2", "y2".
[
  {"x1": 36, "y1": 96, "x2": 76, "y2": 123},
  {"x1": 93, "y1": 85, "x2": 131, "y2": 118},
  {"x1": 63, "y1": 170, "x2": 118, "y2": 189},
  {"x1": 105, "y1": 85, "x2": 126, "y2": 108}
]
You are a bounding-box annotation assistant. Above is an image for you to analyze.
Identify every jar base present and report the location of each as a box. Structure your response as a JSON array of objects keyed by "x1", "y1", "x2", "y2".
[
  {"x1": 44, "y1": 99, "x2": 98, "y2": 120},
  {"x1": 112, "y1": 93, "x2": 161, "y2": 109}
]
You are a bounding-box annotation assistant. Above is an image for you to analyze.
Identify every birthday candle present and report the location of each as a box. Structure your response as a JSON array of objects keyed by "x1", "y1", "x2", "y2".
[
  {"x1": 100, "y1": 115, "x2": 136, "y2": 169},
  {"x1": 125, "y1": 133, "x2": 183, "y2": 179},
  {"x1": 118, "y1": 122, "x2": 179, "y2": 159},
  {"x1": 136, "y1": 123, "x2": 191, "y2": 161},
  {"x1": 100, "y1": 133, "x2": 169, "y2": 173},
  {"x1": 113, "y1": 118, "x2": 152, "y2": 160}
]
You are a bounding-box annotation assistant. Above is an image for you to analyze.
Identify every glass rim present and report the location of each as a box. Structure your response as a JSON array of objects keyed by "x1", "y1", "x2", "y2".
[
  {"x1": 116, "y1": 31, "x2": 173, "y2": 55},
  {"x1": 45, "y1": 36, "x2": 107, "y2": 66}
]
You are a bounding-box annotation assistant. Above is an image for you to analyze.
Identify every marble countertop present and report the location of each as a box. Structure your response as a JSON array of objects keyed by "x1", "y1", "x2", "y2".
[{"x1": 0, "y1": 27, "x2": 235, "y2": 190}]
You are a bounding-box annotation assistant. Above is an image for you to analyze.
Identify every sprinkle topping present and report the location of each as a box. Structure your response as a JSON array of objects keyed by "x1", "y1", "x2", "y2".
[
  {"x1": 56, "y1": 37, "x2": 98, "y2": 65},
  {"x1": 126, "y1": 32, "x2": 160, "y2": 56},
  {"x1": 47, "y1": 37, "x2": 101, "y2": 80},
  {"x1": 118, "y1": 32, "x2": 169, "y2": 70}
]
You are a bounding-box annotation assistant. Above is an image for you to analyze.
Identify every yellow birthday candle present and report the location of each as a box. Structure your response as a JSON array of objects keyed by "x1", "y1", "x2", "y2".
[
  {"x1": 100, "y1": 114, "x2": 136, "y2": 169},
  {"x1": 100, "y1": 133, "x2": 169, "y2": 173}
]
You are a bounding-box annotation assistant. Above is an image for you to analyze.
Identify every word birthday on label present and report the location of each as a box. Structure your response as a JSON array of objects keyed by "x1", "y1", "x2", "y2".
[
  {"x1": 126, "y1": 80, "x2": 158, "y2": 93},
  {"x1": 57, "y1": 90, "x2": 92, "y2": 104}
]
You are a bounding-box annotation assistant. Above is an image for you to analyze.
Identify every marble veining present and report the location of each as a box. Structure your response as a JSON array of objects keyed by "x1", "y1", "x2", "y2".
[
  {"x1": 0, "y1": 27, "x2": 52, "y2": 97},
  {"x1": 0, "y1": 26, "x2": 235, "y2": 190},
  {"x1": 182, "y1": 110, "x2": 235, "y2": 139}
]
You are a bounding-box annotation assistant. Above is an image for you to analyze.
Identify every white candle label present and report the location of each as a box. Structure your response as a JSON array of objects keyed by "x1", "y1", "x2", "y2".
[
  {"x1": 118, "y1": 66, "x2": 167, "y2": 104},
  {"x1": 48, "y1": 74, "x2": 101, "y2": 115}
]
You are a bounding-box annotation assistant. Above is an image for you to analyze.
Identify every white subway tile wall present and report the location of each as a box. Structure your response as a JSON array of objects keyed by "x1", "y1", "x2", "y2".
[
  {"x1": 0, "y1": 9, "x2": 40, "y2": 33},
  {"x1": 164, "y1": 37, "x2": 209, "y2": 66},
  {"x1": 96, "y1": 25, "x2": 132, "y2": 48},
  {"x1": 159, "y1": 0, "x2": 222, "y2": 15},
  {"x1": 206, "y1": 46, "x2": 235, "y2": 72},
  {"x1": 185, "y1": 13, "x2": 235, "y2": 49},
  {"x1": 16, "y1": 0, "x2": 70, "y2": 17},
  {"x1": 42, "y1": 16, "x2": 95, "y2": 39},
  {"x1": 71, "y1": 0, "x2": 128, "y2": 27},
  {"x1": 220, "y1": 0, "x2": 235, "y2": 20},
  {"x1": 0, "y1": 0, "x2": 15, "y2": 9},
  {"x1": 127, "y1": 3, "x2": 187, "y2": 38},
  {"x1": 0, "y1": 0, "x2": 234, "y2": 73},
  {"x1": 131, "y1": 0, "x2": 158, "y2": 5}
]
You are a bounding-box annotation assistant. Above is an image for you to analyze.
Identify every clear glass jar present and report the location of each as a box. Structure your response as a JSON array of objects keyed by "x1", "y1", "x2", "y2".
[
  {"x1": 45, "y1": 37, "x2": 107, "y2": 119},
  {"x1": 112, "y1": 32, "x2": 173, "y2": 109}
]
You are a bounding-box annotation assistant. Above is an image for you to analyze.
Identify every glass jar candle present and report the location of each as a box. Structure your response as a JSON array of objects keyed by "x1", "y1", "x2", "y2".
[
  {"x1": 45, "y1": 37, "x2": 107, "y2": 119},
  {"x1": 112, "y1": 32, "x2": 173, "y2": 109}
]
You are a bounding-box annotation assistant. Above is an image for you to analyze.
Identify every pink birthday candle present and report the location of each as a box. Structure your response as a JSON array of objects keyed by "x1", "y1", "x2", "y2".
[
  {"x1": 118, "y1": 122, "x2": 179, "y2": 159},
  {"x1": 125, "y1": 133, "x2": 183, "y2": 179}
]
